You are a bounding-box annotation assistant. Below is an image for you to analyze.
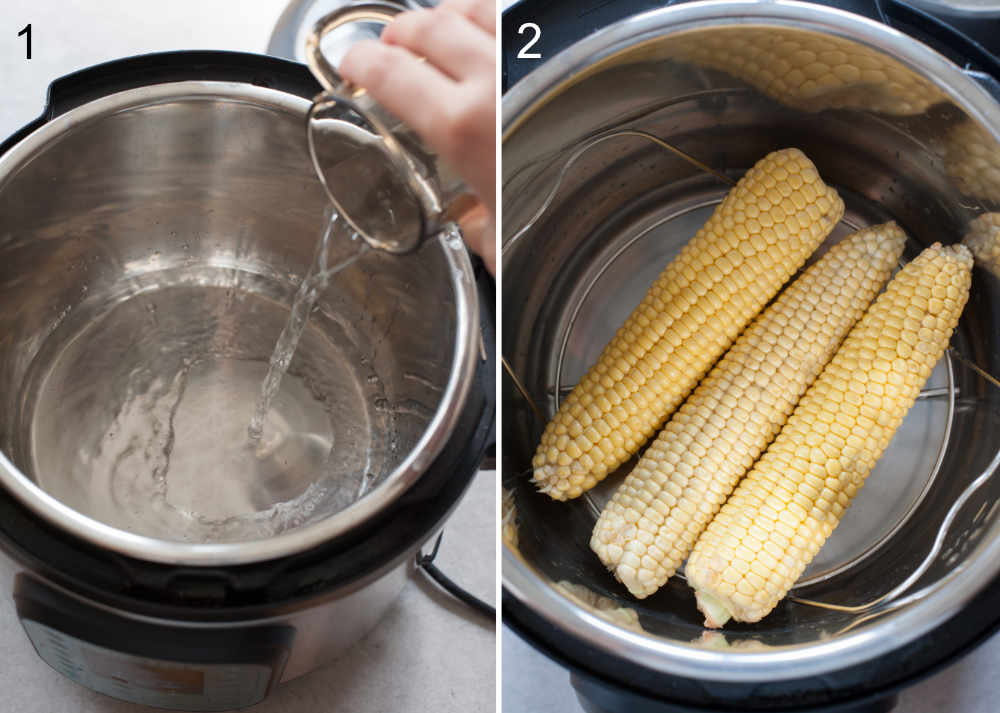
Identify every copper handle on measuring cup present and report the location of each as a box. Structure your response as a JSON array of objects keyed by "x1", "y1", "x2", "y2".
[{"x1": 305, "y1": 1, "x2": 408, "y2": 94}]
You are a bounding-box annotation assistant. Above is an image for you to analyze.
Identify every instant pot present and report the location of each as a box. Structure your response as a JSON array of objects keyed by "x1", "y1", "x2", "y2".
[
  {"x1": 502, "y1": 2, "x2": 1000, "y2": 712},
  {"x1": 0, "y1": 51, "x2": 494, "y2": 711}
]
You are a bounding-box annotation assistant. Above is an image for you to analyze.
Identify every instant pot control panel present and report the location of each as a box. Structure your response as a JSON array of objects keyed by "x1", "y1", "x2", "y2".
[{"x1": 14, "y1": 574, "x2": 293, "y2": 711}]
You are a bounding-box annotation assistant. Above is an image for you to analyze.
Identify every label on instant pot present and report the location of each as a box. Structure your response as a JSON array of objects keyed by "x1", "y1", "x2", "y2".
[{"x1": 21, "y1": 619, "x2": 272, "y2": 711}]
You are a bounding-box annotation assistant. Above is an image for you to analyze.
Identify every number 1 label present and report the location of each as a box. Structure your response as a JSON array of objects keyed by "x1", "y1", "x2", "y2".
[{"x1": 19, "y1": 23, "x2": 31, "y2": 60}]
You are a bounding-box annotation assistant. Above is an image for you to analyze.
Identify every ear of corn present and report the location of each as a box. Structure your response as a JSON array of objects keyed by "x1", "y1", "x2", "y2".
[
  {"x1": 591, "y1": 223, "x2": 906, "y2": 598},
  {"x1": 532, "y1": 148, "x2": 845, "y2": 500},
  {"x1": 962, "y1": 213, "x2": 1000, "y2": 278},
  {"x1": 686, "y1": 243, "x2": 973, "y2": 627},
  {"x1": 667, "y1": 28, "x2": 944, "y2": 115},
  {"x1": 944, "y1": 121, "x2": 1000, "y2": 204}
]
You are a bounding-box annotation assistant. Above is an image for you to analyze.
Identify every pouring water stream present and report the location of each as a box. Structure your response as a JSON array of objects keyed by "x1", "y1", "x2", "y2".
[{"x1": 247, "y1": 205, "x2": 369, "y2": 447}]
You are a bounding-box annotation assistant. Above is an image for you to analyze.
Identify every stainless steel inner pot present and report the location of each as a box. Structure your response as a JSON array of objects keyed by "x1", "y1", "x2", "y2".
[
  {"x1": 503, "y1": 1, "x2": 1000, "y2": 683},
  {"x1": 0, "y1": 80, "x2": 477, "y2": 566}
]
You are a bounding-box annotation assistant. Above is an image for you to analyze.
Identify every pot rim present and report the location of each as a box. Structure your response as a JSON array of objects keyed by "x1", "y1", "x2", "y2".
[
  {"x1": 0, "y1": 80, "x2": 479, "y2": 567},
  {"x1": 502, "y1": 0, "x2": 1000, "y2": 683}
]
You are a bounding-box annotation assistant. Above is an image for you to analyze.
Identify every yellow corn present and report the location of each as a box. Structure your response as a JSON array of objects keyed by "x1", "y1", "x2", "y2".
[
  {"x1": 532, "y1": 149, "x2": 845, "y2": 500},
  {"x1": 554, "y1": 581, "x2": 643, "y2": 631},
  {"x1": 667, "y1": 28, "x2": 945, "y2": 115},
  {"x1": 591, "y1": 223, "x2": 906, "y2": 598},
  {"x1": 686, "y1": 243, "x2": 973, "y2": 627},
  {"x1": 943, "y1": 120, "x2": 1000, "y2": 204},
  {"x1": 502, "y1": 488, "x2": 519, "y2": 550},
  {"x1": 963, "y1": 213, "x2": 1000, "y2": 277}
]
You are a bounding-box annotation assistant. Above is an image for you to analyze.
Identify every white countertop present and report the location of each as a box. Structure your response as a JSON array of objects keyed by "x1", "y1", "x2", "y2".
[{"x1": 0, "y1": 1, "x2": 495, "y2": 711}]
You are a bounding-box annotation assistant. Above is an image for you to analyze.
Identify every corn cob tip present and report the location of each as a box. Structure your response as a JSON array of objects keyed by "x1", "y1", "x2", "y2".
[
  {"x1": 941, "y1": 241, "x2": 974, "y2": 267},
  {"x1": 854, "y1": 221, "x2": 906, "y2": 262},
  {"x1": 695, "y1": 590, "x2": 733, "y2": 629},
  {"x1": 960, "y1": 215, "x2": 998, "y2": 273},
  {"x1": 589, "y1": 525, "x2": 630, "y2": 571},
  {"x1": 530, "y1": 464, "x2": 583, "y2": 500},
  {"x1": 911, "y1": 241, "x2": 973, "y2": 269}
]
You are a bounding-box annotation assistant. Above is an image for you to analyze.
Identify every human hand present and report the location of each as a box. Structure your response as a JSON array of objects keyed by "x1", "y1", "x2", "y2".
[{"x1": 339, "y1": 0, "x2": 496, "y2": 275}]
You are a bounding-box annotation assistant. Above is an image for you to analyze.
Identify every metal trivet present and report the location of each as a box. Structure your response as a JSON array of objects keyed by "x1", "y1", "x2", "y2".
[{"x1": 501, "y1": 127, "x2": 1000, "y2": 623}]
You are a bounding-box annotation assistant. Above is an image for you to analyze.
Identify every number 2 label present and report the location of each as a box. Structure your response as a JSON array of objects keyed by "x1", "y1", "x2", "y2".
[{"x1": 517, "y1": 23, "x2": 541, "y2": 60}]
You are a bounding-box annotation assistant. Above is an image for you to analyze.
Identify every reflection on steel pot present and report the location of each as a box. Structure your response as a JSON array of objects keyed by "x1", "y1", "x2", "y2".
[
  {"x1": 0, "y1": 74, "x2": 478, "y2": 566},
  {"x1": 502, "y1": 2, "x2": 1000, "y2": 711}
]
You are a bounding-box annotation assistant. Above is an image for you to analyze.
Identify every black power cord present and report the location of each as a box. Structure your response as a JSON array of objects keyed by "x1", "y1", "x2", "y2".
[{"x1": 416, "y1": 533, "x2": 496, "y2": 621}]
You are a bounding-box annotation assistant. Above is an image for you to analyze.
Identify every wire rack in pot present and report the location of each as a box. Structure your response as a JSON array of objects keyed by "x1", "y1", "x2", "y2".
[{"x1": 501, "y1": 127, "x2": 1000, "y2": 634}]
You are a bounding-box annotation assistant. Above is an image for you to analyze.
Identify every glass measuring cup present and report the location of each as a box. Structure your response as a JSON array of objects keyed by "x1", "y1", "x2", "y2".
[{"x1": 305, "y1": 0, "x2": 479, "y2": 253}]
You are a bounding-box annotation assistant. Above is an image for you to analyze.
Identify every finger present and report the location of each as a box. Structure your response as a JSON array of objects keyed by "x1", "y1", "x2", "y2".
[
  {"x1": 457, "y1": 203, "x2": 496, "y2": 276},
  {"x1": 382, "y1": 8, "x2": 493, "y2": 81},
  {"x1": 339, "y1": 40, "x2": 457, "y2": 142},
  {"x1": 439, "y1": 0, "x2": 495, "y2": 36}
]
